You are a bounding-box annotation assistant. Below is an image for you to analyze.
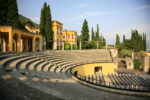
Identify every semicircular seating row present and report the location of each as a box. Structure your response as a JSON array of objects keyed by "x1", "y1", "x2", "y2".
[{"x1": 0, "y1": 50, "x2": 116, "y2": 100}]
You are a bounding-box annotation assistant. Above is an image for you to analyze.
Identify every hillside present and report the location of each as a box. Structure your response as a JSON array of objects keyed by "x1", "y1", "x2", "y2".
[{"x1": 19, "y1": 14, "x2": 39, "y2": 28}]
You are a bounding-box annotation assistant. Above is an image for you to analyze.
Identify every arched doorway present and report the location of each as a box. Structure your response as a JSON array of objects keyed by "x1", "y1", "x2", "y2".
[
  {"x1": 35, "y1": 38, "x2": 40, "y2": 52},
  {"x1": 118, "y1": 60, "x2": 127, "y2": 69},
  {"x1": 0, "y1": 32, "x2": 9, "y2": 52}
]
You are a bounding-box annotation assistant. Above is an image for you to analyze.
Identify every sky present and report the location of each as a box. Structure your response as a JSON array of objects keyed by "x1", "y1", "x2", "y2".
[{"x1": 17, "y1": 0, "x2": 150, "y2": 50}]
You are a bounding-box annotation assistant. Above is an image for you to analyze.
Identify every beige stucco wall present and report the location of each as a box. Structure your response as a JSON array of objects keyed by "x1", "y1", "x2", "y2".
[{"x1": 72, "y1": 63, "x2": 115, "y2": 76}]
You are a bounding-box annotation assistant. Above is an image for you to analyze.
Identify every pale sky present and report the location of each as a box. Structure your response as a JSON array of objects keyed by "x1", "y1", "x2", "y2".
[{"x1": 17, "y1": 0, "x2": 150, "y2": 50}]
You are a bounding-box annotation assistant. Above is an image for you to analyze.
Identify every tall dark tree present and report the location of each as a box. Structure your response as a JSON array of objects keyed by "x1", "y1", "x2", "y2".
[
  {"x1": 0, "y1": 0, "x2": 8, "y2": 25},
  {"x1": 7, "y1": 0, "x2": 19, "y2": 28},
  {"x1": 40, "y1": 2, "x2": 53, "y2": 50},
  {"x1": 95, "y1": 24, "x2": 100, "y2": 41},
  {"x1": 123, "y1": 35, "x2": 126, "y2": 43},
  {"x1": 40, "y1": 8, "x2": 46, "y2": 36},
  {"x1": 81, "y1": 19, "x2": 89, "y2": 41},
  {"x1": 115, "y1": 34, "x2": 120, "y2": 47},
  {"x1": 91, "y1": 27, "x2": 95, "y2": 41},
  {"x1": 45, "y1": 5, "x2": 53, "y2": 49}
]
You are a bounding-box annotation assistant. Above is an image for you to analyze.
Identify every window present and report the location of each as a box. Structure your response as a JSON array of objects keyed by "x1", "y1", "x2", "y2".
[
  {"x1": 72, "y1": 35, "x2": 74, "y2": 39},
  {"x1": 94, "y1": 66, "x2": 102, "y2": 73},
  {"x1": 74, "y1": 71, "x2": 78, "y2": 76}
]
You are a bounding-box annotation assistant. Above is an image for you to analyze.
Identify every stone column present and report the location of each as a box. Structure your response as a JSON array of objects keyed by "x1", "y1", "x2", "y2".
[
  {"x1": 17, "y1": 35, "x2": 21, "y2": 52},
  {"x1": 71, "y1": 42, "x2": 73, "y2": 51},
  {"x1": 25, "y1": 38, "x2": 29, "y2": 52},
  {"x1": 97, "y1": 41, "x2": 98, "y2": 50},
  {"x1": 32, "y1": 37, "x2": 35, "y2": 52},
  {"x1": 80, "y1": 41, "x2": 81, "y2": 50},
  {"x1": 39, "y1": 37, "x2": 42, "y2": 51},
  {"x1": 62, "y1": 41, "x2": 64, "y2": 50},
  {"x1": 106, "y1": 43, "x2": 107, "y2": 51},
  {"x1": 8, "y1": 30, "x2": 13, "y2": 51}
]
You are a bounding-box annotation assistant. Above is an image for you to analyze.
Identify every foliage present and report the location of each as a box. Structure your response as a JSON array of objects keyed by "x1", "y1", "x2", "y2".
[
  {"x1": 81, "y1": 19, "x2": 89, "y2": 41},
  {"x1": 115, "y1": 34, "x2": 120, "y2": 47},
  {"x1": 123, "y1": 35, "x2": 126, "y2": 43},
  {"x1": 120, "y1": 49, "x2": 132, "y2": 58},
  {"x1": 0, "y1": 0, "x2": 26, "y2": 30},
  {"x1": 131, "y1": 30, "x2": 146, "y2": 51},
  {"x1": 40, "y1": 2, "x2": 53, "y2": 50},
  {"x1": 95, "y1": 24, "x2": 100, "y2": 41},
  {"x1": 91, "y1": 27, "x2": 95, "y2": 41},
  {"x1": 73, "y1": 44, "x2": 78, "y2": 50},
  {"x1": 134, "y1": 59, "x2": 141, "y2": 70},
  {"x1": 64, "y1": 43, "x2": 71, "y2": 50},
  {"x1": 123, "y1": 39, "x2": 135, "y2": 50}
]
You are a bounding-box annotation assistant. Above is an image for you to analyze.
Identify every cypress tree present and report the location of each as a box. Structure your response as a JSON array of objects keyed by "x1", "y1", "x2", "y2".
[
  {"x1": 45, "y1": 5, "x2": 53, "y2": 49},
  {"x1": 123, "y1": 35, "x2": 126, "y2": 43},
  {"x1": 144, "y1": 33, "x2": 147, "y2": 51},
  {"x1": 40, "y1": 8, "x2": 45, "y2": 36},
  {"x1": 0, "y1": 0, "x2": 8, "y2": 25},
  {"x1": 6, "y1": 0, "x2": 19, "y2": 28},
  {"x1": 91, "y1": 27, "x2": 95, "y2": 41},
  {"x1": 40, "y1": 2, "x2": 53, "y2": 50},
  {"x1": 95, "y1": 24, "x2": 100, "y2": 41},
  {"x1": 40, "y1": 2, "x2": 47, "y2": 37},
  {"x1": 115, "y1": 34, "x2": 120, "y2": 47},
  {"x1": 81, "y1": 19, "x2": 89, "y2": 41}
]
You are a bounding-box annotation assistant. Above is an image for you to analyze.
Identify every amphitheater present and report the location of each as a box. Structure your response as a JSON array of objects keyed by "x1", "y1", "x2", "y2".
[{"x1": 0, "y1": 50, "x2": 150, "y2": 100}]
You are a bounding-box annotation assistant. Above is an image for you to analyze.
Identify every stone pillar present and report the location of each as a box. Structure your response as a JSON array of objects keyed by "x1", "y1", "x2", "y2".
[
  {"x1": 80, "y1": 41, "x2": 81, "y2": 50},
  {"x1": 39, "y1": 37, "x2": 42, "y2": 51},
  {"x1": 25, "y1": 38, "x2": 29, "y2": 52},
  {"x1": 17, "y1": 35, "x2": 21, "y2": 52},
  {"x1": 32, "y1": 37, "x2": 35, "y2": 52},
  {"x1": 71, "y1": 42, "x2": 73, "y2": 51},
  {"x1": 8, "y1": 30, "x2": 13, "y2": 51},
  {"x1": 144, "y1": 56, "x2": 150, "y2": 73},
  {"x1": 106, "y1": 43, "x2": 108, "y2": 51},
  {"x1": 97, "y1": 41, "x2": 98, "y2": 50},
  {"x1": 132, "y1": 52, "x2": 134, "y2": 60},
  {"x1": 62, "y1": 41, "x2": 64, "y2": 50}
]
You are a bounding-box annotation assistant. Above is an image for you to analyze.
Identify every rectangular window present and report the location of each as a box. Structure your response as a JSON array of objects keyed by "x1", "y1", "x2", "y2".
[{"x1": 94, "y1": 66, "x2": 102, "y2": 73}]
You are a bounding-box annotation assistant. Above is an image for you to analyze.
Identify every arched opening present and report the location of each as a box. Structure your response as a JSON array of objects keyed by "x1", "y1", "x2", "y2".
[
  {"x1": 35, "y1": 37, "x2": 40, "y2": 52},
  {"x1": 118, "y1": 60, "x2": 127, "y2": 69},
  {"x1": 0, "y1": 32, "x2": 9, "y2": 52},
  {"x1": 13, "y1": 34, "x2": 18, "y2": 52}
]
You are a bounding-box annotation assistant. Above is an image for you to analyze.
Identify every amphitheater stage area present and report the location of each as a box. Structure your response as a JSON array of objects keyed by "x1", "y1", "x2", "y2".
[{"x1": 0, "y1": 50, "x2": 150, "y2": 100}]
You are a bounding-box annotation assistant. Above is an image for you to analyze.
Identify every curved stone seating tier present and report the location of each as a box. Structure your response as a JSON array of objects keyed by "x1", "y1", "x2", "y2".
[{"x1": 1, "y1": 51, "x2": 149, "y2": 99}]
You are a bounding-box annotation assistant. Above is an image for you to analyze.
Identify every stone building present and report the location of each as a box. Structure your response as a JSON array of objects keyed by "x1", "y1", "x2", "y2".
[
  {"x1": 139, "y1": 52, "x2": 150, "y2": 73},
  {"x1": 52, "y1": 21, "x2": 63, "y2": 50},
  {"x1": 0, "y1": 26, "x2": 42, "y2": 52},
  {"x1": 62, "y1": 30, "x2": 77, "y2": 44}
]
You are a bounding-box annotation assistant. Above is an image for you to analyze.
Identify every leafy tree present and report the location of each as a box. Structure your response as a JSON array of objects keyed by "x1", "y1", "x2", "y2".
[{"x1": 123, "y1": 39, "x2": 135, "y2": 50}]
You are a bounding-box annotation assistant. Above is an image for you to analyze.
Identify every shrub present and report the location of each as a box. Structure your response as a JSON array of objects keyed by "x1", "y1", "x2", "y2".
[
  {"x1": 64, "y1": 43, "x2": 71, "y2": 50},
  {"x1": 120, "y1": 49, "x2": 132, "y2": 58},
  {"x1": 73, "y1": 44, "x2": 78, "y2": 50},
  {"x1": 134, "y1": 59, "x2": 141, "y2": 70}
]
